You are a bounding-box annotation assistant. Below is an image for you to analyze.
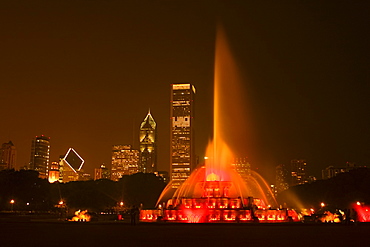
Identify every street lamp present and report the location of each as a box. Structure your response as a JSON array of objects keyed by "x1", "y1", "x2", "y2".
[
  {"x1": 10, "y1": 199, "x2": 15, "y2": 212},
  {"x1": 320, "y1": 202, "x2": 325, "y2": 208}
]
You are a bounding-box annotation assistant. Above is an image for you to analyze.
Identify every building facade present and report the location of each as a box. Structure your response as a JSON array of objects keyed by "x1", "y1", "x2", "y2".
[
  {"x1": 0, "y1": 141, "x2": 16, "y2": 170},
  {"x1": 29, "y1": 135, "x2": 50, "y2": 179},
  {"x1": 322, "y1": 162, "x2": 357, "y2": 179},
  {"x1": 58, "y1": 155, "x2": 64, "y2": 183},
  {"x1": 232, "y1": 157, "x2": 251, "y2": 181},
  {"x1": 170, "y1": 83, "x2": 195, "y2": 189},
  {"x1": 290, "y1": 159, "x2": 308, "y2": 186},
  {"x1": 275, "y1": 164, "x2": 289, "y2": 194},
  {"x1": 139, "y1": 110, "x2": 157, "y2": 173},
  {"x1": 48, "y1": 161, "x2": 60, "y2": 183},
  {"x1": 59, "y1": 148, "x2": 85, "y2": 183},
  {"x1": 111, "y1": 145, "x2": 139, "y2": 181},
  {"x1": 155, "y1": 170, "x2": 169, "y2": 184},
  {"x1": 94, "y1": 164, "x2": 111, "y2": 180}
]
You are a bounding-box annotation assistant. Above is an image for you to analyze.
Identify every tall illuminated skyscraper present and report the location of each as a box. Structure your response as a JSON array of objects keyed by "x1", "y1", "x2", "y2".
[
  {"x1": 170, "y1": 83, "x2": 195, "y2": 189},
  {"x1": 0, "y1": 141, "x2": 16, "y2": 171},
  {"x1": 111, "y1": 145, "x2": 139, "y2": 181},
  {"x1": 29, "y1": 135, "x2": 50, "y2": 179},
  {"x1": 139, "y1": 110, "x2": 157, "y2": 173},
  {"x1": 290, "y1": 159, "x2": 308, "y2": 186}
]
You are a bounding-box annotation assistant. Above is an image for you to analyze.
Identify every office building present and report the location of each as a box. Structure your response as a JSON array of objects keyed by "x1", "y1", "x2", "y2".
[
  {"x1": 58, "y1": 155, "x2": 64, "y2": 183},
  {"x1": 111, "y1": 145, "x2": 139, "y2": 181},
  {"x1": 170, "y1": 83, "x2": 195, "y2": 189},
  {"x1": 48, "y1": 161, "x2": 60, "y2": 183},
  {"x1": 275, "y1": 164, "x2": 289, "y2": 194},
  {"x1": 29, "y1": 135, "x2": 50, "y2": 179},
  {"x1": 60, "y1": 148, "x2": 85, "y2": 183},
  {"x1": 94, "y1": 164, "x2": 111, "y2": 180},
  {"x1": 0, "y1": 141, "x2": 16, "y2": 170},
  {"x1": 322, "y1": 162, "x2": 357, "y2": 179},
  {"x1": 232, "y1": 157, "x2": 251, "y2": 181},
  {"x1": 290, "y1": 159, "x2": 308, "y2": 186},
  {"x1": 139, "y1": 110, "x2": 157, "y2": 173},
  {"x1": 155, "y1": 170, "x2": 169, "y2": 184}
]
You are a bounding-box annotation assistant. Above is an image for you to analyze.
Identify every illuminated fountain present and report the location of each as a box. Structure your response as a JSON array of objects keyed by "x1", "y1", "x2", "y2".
[
  {"x1": 69, "y1": 210, "x2": 91, "y2": 222},
  {"x1": 141, "y1": 26, "x2": 299, "y2": 223},
  {"x1": 353, "y1": 202, "x2": 370, "y2": 222}
]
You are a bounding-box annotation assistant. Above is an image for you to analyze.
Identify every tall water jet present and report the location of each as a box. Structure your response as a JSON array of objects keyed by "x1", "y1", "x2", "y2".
[
  {"x1": 205, "y1": 24, "x2": 275, "y2": 206},
  {"x1": 207, "y1": 24, "x2": 247, "y2": 183},
  {"x1": 141, "y1": 25, "x2": 298, "y2": 223}
]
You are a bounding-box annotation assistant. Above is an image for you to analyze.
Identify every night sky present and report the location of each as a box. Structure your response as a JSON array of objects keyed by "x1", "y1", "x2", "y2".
[{"x1": 1, "y1": 1, "x2": 368, "y2": 182}]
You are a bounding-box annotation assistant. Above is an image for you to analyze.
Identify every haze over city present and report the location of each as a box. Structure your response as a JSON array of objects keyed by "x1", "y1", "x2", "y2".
[{"x1": 1, "y1": 1, "x2": 369, "y2": 182}]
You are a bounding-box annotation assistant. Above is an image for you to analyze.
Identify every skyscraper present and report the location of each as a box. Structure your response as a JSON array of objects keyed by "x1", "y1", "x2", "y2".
[
  {"x1": 29, "y1": 135, "x2": 50, "y2": 179},
  {"x1": 232, "y1": 157, "x2": 251, "y2": 181},
  {"x1": 0, "y1": 141, "x2": 16, "y2": 170},
  {"x1": 60, "y1": 148, "x2": 85, "y2": 183},
  {"x1": 111, "y1": 145, "x2": 139, "y2": 181},
  {"x1": 275, "y1": 164, "x2": 289, "y2": 194},
  {"x1": 139, "y1": 110, "x2": 157, "y2": 173},
  {"x1": 58, "y1": 155, "x2": 64, "y2": 183},
  {"x1": 170, "y1": 83, "x2": 195, "y2": 189},
  {"x1": 94, "y1": 164, "x2": 110, "y2": 180},
  {"x1": 290, "y1": 159, "x2": 308, "y2": 186}
]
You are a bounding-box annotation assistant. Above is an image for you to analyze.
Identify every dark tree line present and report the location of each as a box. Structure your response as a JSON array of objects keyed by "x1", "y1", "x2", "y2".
[
  {"x1": 0, "y1": 170, "x2": 166, "y2": 212},
  {"x1": 278, "y1": 167, "x2": 370, "y2": 210}
]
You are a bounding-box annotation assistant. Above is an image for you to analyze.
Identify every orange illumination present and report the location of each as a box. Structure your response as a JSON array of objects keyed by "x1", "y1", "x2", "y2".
[
  {"x1": 206, "y1": 173, "x2": 220, "y2": 181},
  {"x1": 69, "y1": 210, "x2": 91, "y2": 222},
  {"x1": 318, "y1": 211, "x2": 340, "y2": 223}
]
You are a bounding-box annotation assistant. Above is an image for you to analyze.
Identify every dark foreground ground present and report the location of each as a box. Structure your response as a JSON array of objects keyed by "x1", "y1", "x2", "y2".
[{"x1": 1, "y1": 216, "x2": 369, "y2": 247}]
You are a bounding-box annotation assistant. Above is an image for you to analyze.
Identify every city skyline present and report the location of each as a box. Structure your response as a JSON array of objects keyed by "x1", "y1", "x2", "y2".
[{"x1": 0, "y1": 1, "x2": 369, "y2": 182}]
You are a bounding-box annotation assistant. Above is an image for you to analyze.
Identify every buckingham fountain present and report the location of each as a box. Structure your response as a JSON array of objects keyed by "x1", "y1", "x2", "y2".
[{"x1": 140, "y1": 26, "x2": 299, "y2": 223}]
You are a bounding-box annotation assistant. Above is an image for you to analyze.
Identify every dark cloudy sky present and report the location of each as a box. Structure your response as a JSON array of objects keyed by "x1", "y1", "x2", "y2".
[{"x1": 1, "y1": 0, "x2": 368, "y2": 182}]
